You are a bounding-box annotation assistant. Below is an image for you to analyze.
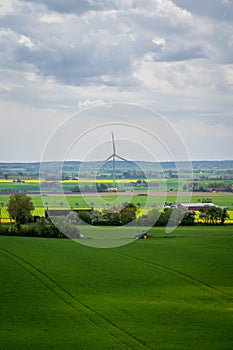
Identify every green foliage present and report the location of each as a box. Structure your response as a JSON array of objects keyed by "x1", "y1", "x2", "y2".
[
  {"x1": 221, "y1": 208, "x2": 230, "y2": 224},
  {"x1": 137, "y1": 208, "x2": 160, "y2": 226},
  {"x1": 78, "y1": 210, "x2": 92, "y2": 224},
  {"x1": 138, "y1": 208, "x2": 194, "y2": 227},
  {"x1": 102, "y1": 210, "x2": 121, "y2": 225},
  {"x1": 199, "y1": 206, "x2": 230, "y2": 225},
  {"x1": 97, "y1": 183, "x2": 108, "y2": 192},
  {"x1": 7, "y1": 194, "x2": 34, "y2": 229},
  {"x1": 120, "y1": 203, "x2": 137, "y2": 225},
  {"x1": 198, "y1": 197, "x2": 213, "y2": 203},
  {"x1": 181, "y1": 210, "x2": 196, "y2": 225},
  {"x1": 71, "y1": 183, "x2": 108, "y2": 193},
  {"x1": 189, "y1": 181, "x2": 233, "y2": 192},
  {"x1": 102, "y1": 203, "x2": 137, "y2": 226}
]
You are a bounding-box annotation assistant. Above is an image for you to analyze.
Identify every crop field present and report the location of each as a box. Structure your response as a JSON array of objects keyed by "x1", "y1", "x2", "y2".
[
  {"x1": 0, "y1": 178, "x2": 193, "y2": 194},
  {"x1": 1, "y1": 193, "x2": 233, "y2": 207},
  {"x1": 1, "y1": 193, "x2": 233, "y2": 223},
  {"x1": 0, "y1": 226, "x2": 233, "y2": 349}
]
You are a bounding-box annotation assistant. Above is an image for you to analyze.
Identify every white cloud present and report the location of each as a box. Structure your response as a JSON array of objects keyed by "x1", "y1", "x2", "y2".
[
  {"x1": 0, "y1": 0, "x2": 20, "y2": 18},
  {"x1": 0, "y1": 0, "x2": 232, "y2": 160},
  {"x1": 152, "y1": 36, "x2": 166, "y2": 46},
  {"x1": 41, "y1": 12, "x2": 64, "y2": 23},
  {"x1": 18, "y1": 34, "x2": 35, "y2": 49},
  {"x1": 77, "y1": 99, "x2": 105, "y2": 109}
]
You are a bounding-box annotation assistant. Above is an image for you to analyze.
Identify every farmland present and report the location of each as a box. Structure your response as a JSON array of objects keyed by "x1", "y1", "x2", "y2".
[
  {"x1": 1, "y1": 226, "x2": 233, "y2": 349},
  {"x1": 0, "y1": 187, "x2": 233, "y2": 207},
  {"x1": 1, "y1": 159, "x2": 233, "y2": 195},
  {"x1": 1, "y1": 160, "x2": 233, "y2": 348},
  {"x1": 1, "y1": 192, "x2": 233, "y2": 224},
  {"x1": 1, "y1": 159, "x2": 233, "y2": 222}
]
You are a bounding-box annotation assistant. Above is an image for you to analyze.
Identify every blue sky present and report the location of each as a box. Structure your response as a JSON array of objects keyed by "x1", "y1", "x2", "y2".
[{"x1": 0, "y1": 0, "x2": 232, "y2": 161}]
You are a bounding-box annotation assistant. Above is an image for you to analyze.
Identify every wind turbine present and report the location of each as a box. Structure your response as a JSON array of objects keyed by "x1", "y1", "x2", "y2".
[{"x1": 100, "y1": 132, "x2": 130, "y2": 188}]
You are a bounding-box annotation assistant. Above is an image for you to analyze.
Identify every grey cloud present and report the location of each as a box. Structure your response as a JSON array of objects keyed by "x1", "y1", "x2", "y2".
[
  {"x1": 0, "y1": 0, "x2": 232, "y2": 163},
  {"x1": 151, "y1": 43, "x2": 209, "y2": 62},
  {"x1": 22, "y1": 0, "x2": 100, "y2": 14},
  {"x1": 0, "y1": 1, "x2": 219, "y2": 89},
  {"x1": 20, "y1": 0, "x2": 158, "y2": 14},
  {"x1": 173, "y1": 0, "x2": 233, "y2": 22}
]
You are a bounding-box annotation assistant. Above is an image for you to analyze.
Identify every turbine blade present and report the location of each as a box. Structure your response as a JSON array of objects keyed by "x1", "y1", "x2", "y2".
[
  {"x1": 115, "y1": 154, "x2": 132, "y2": 163},
  {"x1": 98, "y1": 154, "x2": 114, "y2": 168}
]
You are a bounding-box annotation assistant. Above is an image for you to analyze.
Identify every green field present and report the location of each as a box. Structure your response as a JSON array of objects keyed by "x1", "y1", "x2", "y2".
[
  {"x1": 1, "y1": 193, "x2": 233, "y2": 208},
  {"x1": 1, "y1": 226, "x2": 233, "y2": 349},
  {"x1": 1, "y1": 179, "x2": 232, "y2": 193},
  {"x1": 0, "y1": 178, "x2": 226, "y2": 194},
  {"x1": 1, "y1": 193, "x2": 233, "y2": 223}
]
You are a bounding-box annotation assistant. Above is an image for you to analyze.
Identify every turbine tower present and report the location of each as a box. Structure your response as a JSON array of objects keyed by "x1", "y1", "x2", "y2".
[{"x1": 100, "y1": 132, "x2": 129, "y2": 188}]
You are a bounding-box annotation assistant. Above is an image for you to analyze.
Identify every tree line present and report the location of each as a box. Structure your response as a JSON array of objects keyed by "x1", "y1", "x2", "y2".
[
  {"x1": 0, "y1": 194, "x2": 230, "y2": 238},
  {"x1": 186, "y1": 181, "x2": 232, "y2": 192}
]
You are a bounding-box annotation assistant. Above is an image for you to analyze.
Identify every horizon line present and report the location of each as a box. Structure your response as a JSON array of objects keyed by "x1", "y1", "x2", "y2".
[{"x1": 0, "y1": 159, "x2": 233, "y2": 164}]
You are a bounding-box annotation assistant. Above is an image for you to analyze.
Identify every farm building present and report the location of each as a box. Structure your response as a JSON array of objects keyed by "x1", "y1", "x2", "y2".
[
  {"x1": 206, "y1": 187, "x2": 232, "y2": 193},
  {"x1": 165, "y1": 202, "x2": 217, "y2": 211},
  {"x1": 107, "y1": 187, "x2": 118, "y2": 192}
]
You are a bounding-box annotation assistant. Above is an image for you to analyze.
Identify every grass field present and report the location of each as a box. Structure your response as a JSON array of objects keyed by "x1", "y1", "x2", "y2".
[{"x1": 0, "y1": 226, "x2": 233, "y2": 349}]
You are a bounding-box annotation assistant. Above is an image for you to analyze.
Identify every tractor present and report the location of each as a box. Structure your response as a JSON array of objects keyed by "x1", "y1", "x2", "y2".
[{"x1": 134, "y1": 230, "x2": 152, "y2": 239}]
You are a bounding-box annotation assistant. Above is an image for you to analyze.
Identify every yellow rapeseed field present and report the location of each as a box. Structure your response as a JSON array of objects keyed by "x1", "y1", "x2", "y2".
[{"x1": 62, "y1": 179, "x2": 138, "y2": 183}]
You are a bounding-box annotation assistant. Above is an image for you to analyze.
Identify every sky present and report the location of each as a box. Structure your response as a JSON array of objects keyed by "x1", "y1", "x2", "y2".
[{"x1": 0, "y1": 0, "x2": 233, "y2": 162}]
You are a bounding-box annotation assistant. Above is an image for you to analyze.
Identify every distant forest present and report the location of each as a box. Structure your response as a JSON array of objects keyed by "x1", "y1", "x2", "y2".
[{"x1": 1, "y1": 160, "x2": 233, "y2": 179}]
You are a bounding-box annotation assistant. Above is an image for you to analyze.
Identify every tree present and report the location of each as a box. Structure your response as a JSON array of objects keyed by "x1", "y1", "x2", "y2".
[
  {"x1": 181, "y1": 211, "x2": 195, "y2": 225},
  {"x1": 221, "y1": 208, "x2": 230, "y2": 225},
  {"x1": 97, "y1": 183, "x2": 108, "y2": 192},
  {"x1": 199, "y1": 206, "x2": 228, "y2": 225},
  {"x1": 0, "y1": 202, "x2": 4, "y2": 225},
  {"x1": 120, "y1": 203, "x2": 137, "y2": 225},
  {"x1": 102, "y1": 202, "x2": 137, "y2": 226},
  {"x1": 71, "y1": 185, "x2": 80, "y2": 193},
  {"x1": 155, "y1": 208, "x2": 169, "y2": 226},
  {"x1": 142, "y1": 180, "x2": 148, "y2": 188},
  {"x1": 78, "y1": 211, "x2": 92, "y2": 224},
  {"x1": 7, "y1": 194, "x2": 35, "y2": 230},
  {"x1": 66, "y1": 211, "x2": 80, "y2": 224},
  {"x1": 90, "y1": 210, "x2": 104, "y2": 225},
  {"x1": 198, "y1": 197, "x2": 213, "y2": 203},
  {"x1": 103, "y1": 211, "x2": 121, "y2": 225},
  {"x1": 137, "y1": 208, "x2": 160, "y2": 226}
]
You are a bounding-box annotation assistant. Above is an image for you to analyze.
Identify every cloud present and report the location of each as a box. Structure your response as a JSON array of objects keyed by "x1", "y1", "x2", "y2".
[
  {"x1": 22, "y1": 0, "x2": 99, "y2": 14},
  {"x1": 77, "y1": 99, "x2": 105, "y2": 109},
  {"x1": 0, "y1": 1, "x2": 229, "y2": 85},
  {"x1": 0, "y1": 0, "x2": 232, "y2": 160},
  {"x1": 173, "y1": 0, "x2": 233, "y2": 22}
]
